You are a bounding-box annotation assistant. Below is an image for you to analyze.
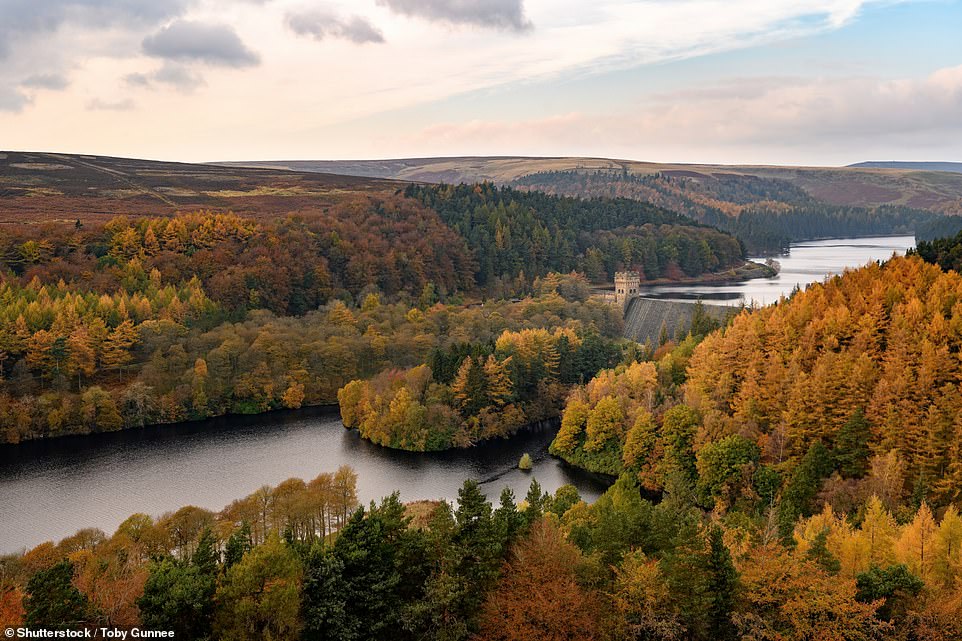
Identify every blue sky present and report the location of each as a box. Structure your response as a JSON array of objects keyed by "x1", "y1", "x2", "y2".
[{"x1": 1, "y1": 0, "x2": 960, "y2": 165}]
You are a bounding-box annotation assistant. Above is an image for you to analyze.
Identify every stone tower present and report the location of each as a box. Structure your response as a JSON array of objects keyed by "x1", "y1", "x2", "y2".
[{"x1": 614, "y1": 271, "x2": 640, "y2": 309}]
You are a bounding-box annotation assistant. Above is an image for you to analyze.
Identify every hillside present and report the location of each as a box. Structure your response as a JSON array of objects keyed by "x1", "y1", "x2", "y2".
[
  {"x1": 553, "y1": 254, "x2": 962, "y2": 511},
  {"x1": 221, "y1": 156, "x2": 962, "y2": 211},
  {"x1": 221, "y1": 156, "x2": 962, "y2": 252},
  {"x1": 0, "y1": 153, "x2": 750, "y2": 446},
  {"x1": 850, "y1": 161, "x2": 962, "y2": 173},
  {"x1": 0, "y1": 150, "x2": 401, "y2": 224}
]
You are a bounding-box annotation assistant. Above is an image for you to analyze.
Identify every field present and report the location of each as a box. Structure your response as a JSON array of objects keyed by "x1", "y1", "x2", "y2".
[{"x1": 0, "y1": 151, "x2": 401, "y2": 225}]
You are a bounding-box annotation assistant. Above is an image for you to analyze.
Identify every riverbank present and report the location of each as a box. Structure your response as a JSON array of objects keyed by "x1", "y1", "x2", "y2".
[
  {"x1": 0, "y1": 405, "x2": 611, "y2": 553},
  {"x1": 643, "y1": 259, "x2": 777, "y2": 286}
]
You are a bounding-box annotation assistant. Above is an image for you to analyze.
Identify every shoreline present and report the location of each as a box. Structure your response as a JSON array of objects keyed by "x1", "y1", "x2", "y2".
[
  {"x1": 0, "y1": 403, "x2": 342, "y2": 450},
  {"x1": 591, "y1": 259, "x2": 777, "y2": 299}
]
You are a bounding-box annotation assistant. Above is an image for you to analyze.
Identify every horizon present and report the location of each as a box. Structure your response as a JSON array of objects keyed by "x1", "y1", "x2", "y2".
[
  {"x1": 5, "y1": 149, "x2": 962, "y2": 169},
  {"x1": 2, "y1": 0, "x2": 961, "y2": 165}
]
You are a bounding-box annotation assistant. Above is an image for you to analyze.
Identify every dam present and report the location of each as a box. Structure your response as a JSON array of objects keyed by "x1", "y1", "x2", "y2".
[{"x1": 622, "y1": 297, "x2": 737, "y2": 344}]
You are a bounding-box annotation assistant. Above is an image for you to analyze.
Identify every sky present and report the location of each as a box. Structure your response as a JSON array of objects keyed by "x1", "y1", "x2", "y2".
[{"x1": 0, "y1": 0, "x2": 960, "y2": 165}]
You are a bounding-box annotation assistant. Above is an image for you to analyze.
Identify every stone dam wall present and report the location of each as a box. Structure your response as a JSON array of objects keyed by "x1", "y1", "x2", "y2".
[{"x1": 623, "y1": 297, "x2": 737, "y2": 344}]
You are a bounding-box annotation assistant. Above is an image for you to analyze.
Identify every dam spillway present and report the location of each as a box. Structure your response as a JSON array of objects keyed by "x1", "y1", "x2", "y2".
[{"x1": 622, "y1": 297, "x2": 737, "y2": 344}]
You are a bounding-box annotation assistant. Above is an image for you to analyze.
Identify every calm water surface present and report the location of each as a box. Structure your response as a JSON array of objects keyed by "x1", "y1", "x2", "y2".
[
  {"x1": 639, "y1": 235, "x2": 916, "y2": 306},
  {"x1": 0, "y1": 235, "x2": 916, "y2": 553},
  {"x1": 0, "y1": 408, "x2": 609, "y2": 553}
]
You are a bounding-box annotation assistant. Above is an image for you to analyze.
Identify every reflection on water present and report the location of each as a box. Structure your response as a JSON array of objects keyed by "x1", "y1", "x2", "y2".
[
  {"x1": 0, "y1": 408, "x2": 610, "y2": 553},
  {"x1": 638, "y1": 235, "x2": 916, "y2": 307}
]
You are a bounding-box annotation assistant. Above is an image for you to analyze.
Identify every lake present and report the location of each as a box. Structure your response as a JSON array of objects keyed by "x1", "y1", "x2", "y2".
[
  {"x1": 638, "y1": 235, "x2": 916, "y2": 306},
  {"x1": 0, "y1": 235, "x2": 917, "y2": 554},
  {"x1": 0, "y1": 408, "x2": 610, "y2": 553}
]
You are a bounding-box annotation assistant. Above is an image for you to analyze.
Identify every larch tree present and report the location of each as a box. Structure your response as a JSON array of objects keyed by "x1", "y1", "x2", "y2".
[{"x1": 475, "y1": 519, "x2": 601, "y2": 641}]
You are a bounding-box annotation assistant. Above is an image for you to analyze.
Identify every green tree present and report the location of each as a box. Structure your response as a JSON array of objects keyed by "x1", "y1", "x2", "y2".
[
  {"x1": 301, "y1": 547, "x2": 351, "y2": 641},
  {"x1": 214, "y1": 534, "x2": 303, "y2": 641},
  {"x1": 778, "y1": 441, "x2": 835, "y2": 537},
  {"x1": 303, "y1": 494, "x2": 422, "y2": 641},
  {"x1": 24, "y1": 560, "x2": 91, "y2": 629},
  {"x1": 855, "y1": 564, "x2": 923, "y2": 622},
  {"x1": 835, "y1": 409, "x2": 872, "y2": 478},
  {"x1": 703, "y1": 525, "x2": 738, "y2": 640},
  {"x1": 224, "y1": 523, "x2": 251, "y2": 570},
  {"x1": 137, "y1": 557, "x2": 216, "y2": 640},
  {"x1": 695, "y1": 435, "x2": 760, "y2": 508},
  {"x1": 661, "y1": 405, "x2": 700, "y2": 486},
  {"x1": 805, "y1": 527, "x2": 842, "y2": 574}
]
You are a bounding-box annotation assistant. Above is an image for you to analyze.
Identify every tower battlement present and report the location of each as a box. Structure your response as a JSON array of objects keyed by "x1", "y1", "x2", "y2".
[{"x1": 614, "y1": 271, "x2": 640, "y2": 308}]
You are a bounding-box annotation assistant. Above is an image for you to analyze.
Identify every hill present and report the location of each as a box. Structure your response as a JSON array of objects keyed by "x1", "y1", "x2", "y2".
[
  {"x1": 221, "y1": 156, "x2": 962, "y2": 253},
  {"x1": 0, "y1": 152, "x2": 751, "y2": 446},
  {"x1": 553, "y1": 253, "x2": 962, "y2": 511},
  {"x1": 0, "y1": 150, "x2": 401, "y2": 224},
  {"x1": 220, "y1": 156, "x2": 962, "y2": 211},
  {"x1": 850, "y1": 161, "x2": 962, "y2": 173}
]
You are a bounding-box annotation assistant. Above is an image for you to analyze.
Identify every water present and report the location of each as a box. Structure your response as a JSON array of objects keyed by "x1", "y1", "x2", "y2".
[
  {"x1": 0, "y1": 408, "x2": 610, "y2": 554},
  {"x1": 0, "y1": 235, "x2": 915, "y2": 554},
  {"x1": 638, "y1": 235, "x2": 916, "y2": 307}
]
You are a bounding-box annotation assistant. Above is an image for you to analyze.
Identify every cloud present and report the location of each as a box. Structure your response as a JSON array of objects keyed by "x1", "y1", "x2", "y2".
[
  {"x1": 124, "y1": 62, "x2": 205, "y2": 92},
  {"x1": 0, "y1": 0, "x2": 192, "y2": 115},
  {"x1": 123, "y1": 72, "x2": 152, "y2": 87},
  {"x1": 401, "y1": 64, "x2": 962, "y2": 159},
  {"x1": 20, "y1": 73, "x2": 70, "y2": 90},
  {"x1": 0, "y1": 87, "x2": 30, "y2": 112},
  {"x1": 142, "y1": 20, "x2": 260, "y2": 67},
  {"x1": 0, "y1": 0, "x2": 191, "y2": 59},
  {"x1": 286, "y1": 10, "x2": 385, "y2": 44},
  {"x1": 87, "y1": 98, "x2": 136, "y2": 111},
  {"x1": 375, "y1": 0, "x2": 531, "y2": 32}
]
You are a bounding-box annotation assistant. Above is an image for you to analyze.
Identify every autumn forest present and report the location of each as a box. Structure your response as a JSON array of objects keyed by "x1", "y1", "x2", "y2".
[{"x1": 4, "y1": 151, "x2": 962, "y2": 640}]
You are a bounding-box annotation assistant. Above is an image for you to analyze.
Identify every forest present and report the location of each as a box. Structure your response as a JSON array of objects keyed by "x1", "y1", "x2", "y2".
[
  {"x1": 554, "y1": 254, "x2": 962, "y2": 509},
  {"x1": 513, "y1": 170, "x2": 939, "y2": 253},
  {"x1": 9, "y1": 169, "x2": 962, "y2": 637},
  {"x1": 912, "y1": 227, "x2": 962, "y2": 272},
  {"x1": 4, "y1": 457, "x2": 962, "y2": 639},
  {"x1": 0, "y1": 271, "x2": 624, "y2": 444},
  {"x1": 0, "y1": 179, "x2": 746, "y2": 444},
  {"x1": 404, "y1": 182, "x2": 745, "y2": 283}
]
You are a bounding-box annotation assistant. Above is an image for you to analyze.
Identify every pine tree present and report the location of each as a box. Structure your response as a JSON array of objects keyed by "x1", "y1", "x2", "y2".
[
  {"x1": 805, "y1": 527, "x2": 842, "y2": 574},
  {"x1": 703, "y1": 525, "x2": 738, "y2": 641},
  {"x1": 101, "y1": 319, "x2": 137, "y2": 378},
  {"x1": 835, "y1": 408, "x2": 872, "y2": 478},
  {"x1": 932, "y1": 504, "x2": 962, "y2": 589},
  {"x1": 483, "y1": 355, "x2": 512, "y2": 407},
  {"x1": 895, "y1": 502, "x2": 938, "y2": 584},
  {"x1": 224, "y1": 523, "x2": 252, "y2": 570},
  {"x1": 859, "y1": 495, "x2": 898, "y2": 570},
  {"x1": 24, "y1": 560, "x2": 90, "y2": 629}
]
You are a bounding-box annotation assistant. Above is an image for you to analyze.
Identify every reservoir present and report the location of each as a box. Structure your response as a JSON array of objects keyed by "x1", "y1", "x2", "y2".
[
  {"x1": 0, "y1": 411, "x2": 609, "y2": 554},
  {"x1": 639, "y1": 235, "x2": 916, "y2": 306},
  {"x1": 0, "y1": 235, "x2": 916, "y2": 553}
]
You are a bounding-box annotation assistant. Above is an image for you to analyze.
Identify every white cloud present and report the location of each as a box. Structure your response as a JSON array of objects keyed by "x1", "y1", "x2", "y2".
[{"x1": 395, "y1": 64, "x2": 962, "y2": 163}]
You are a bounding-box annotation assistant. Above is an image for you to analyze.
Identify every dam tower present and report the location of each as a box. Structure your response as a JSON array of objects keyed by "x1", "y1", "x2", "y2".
[{"x1": 614, "y1": 271, "x2": 640, "y2": 310}]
